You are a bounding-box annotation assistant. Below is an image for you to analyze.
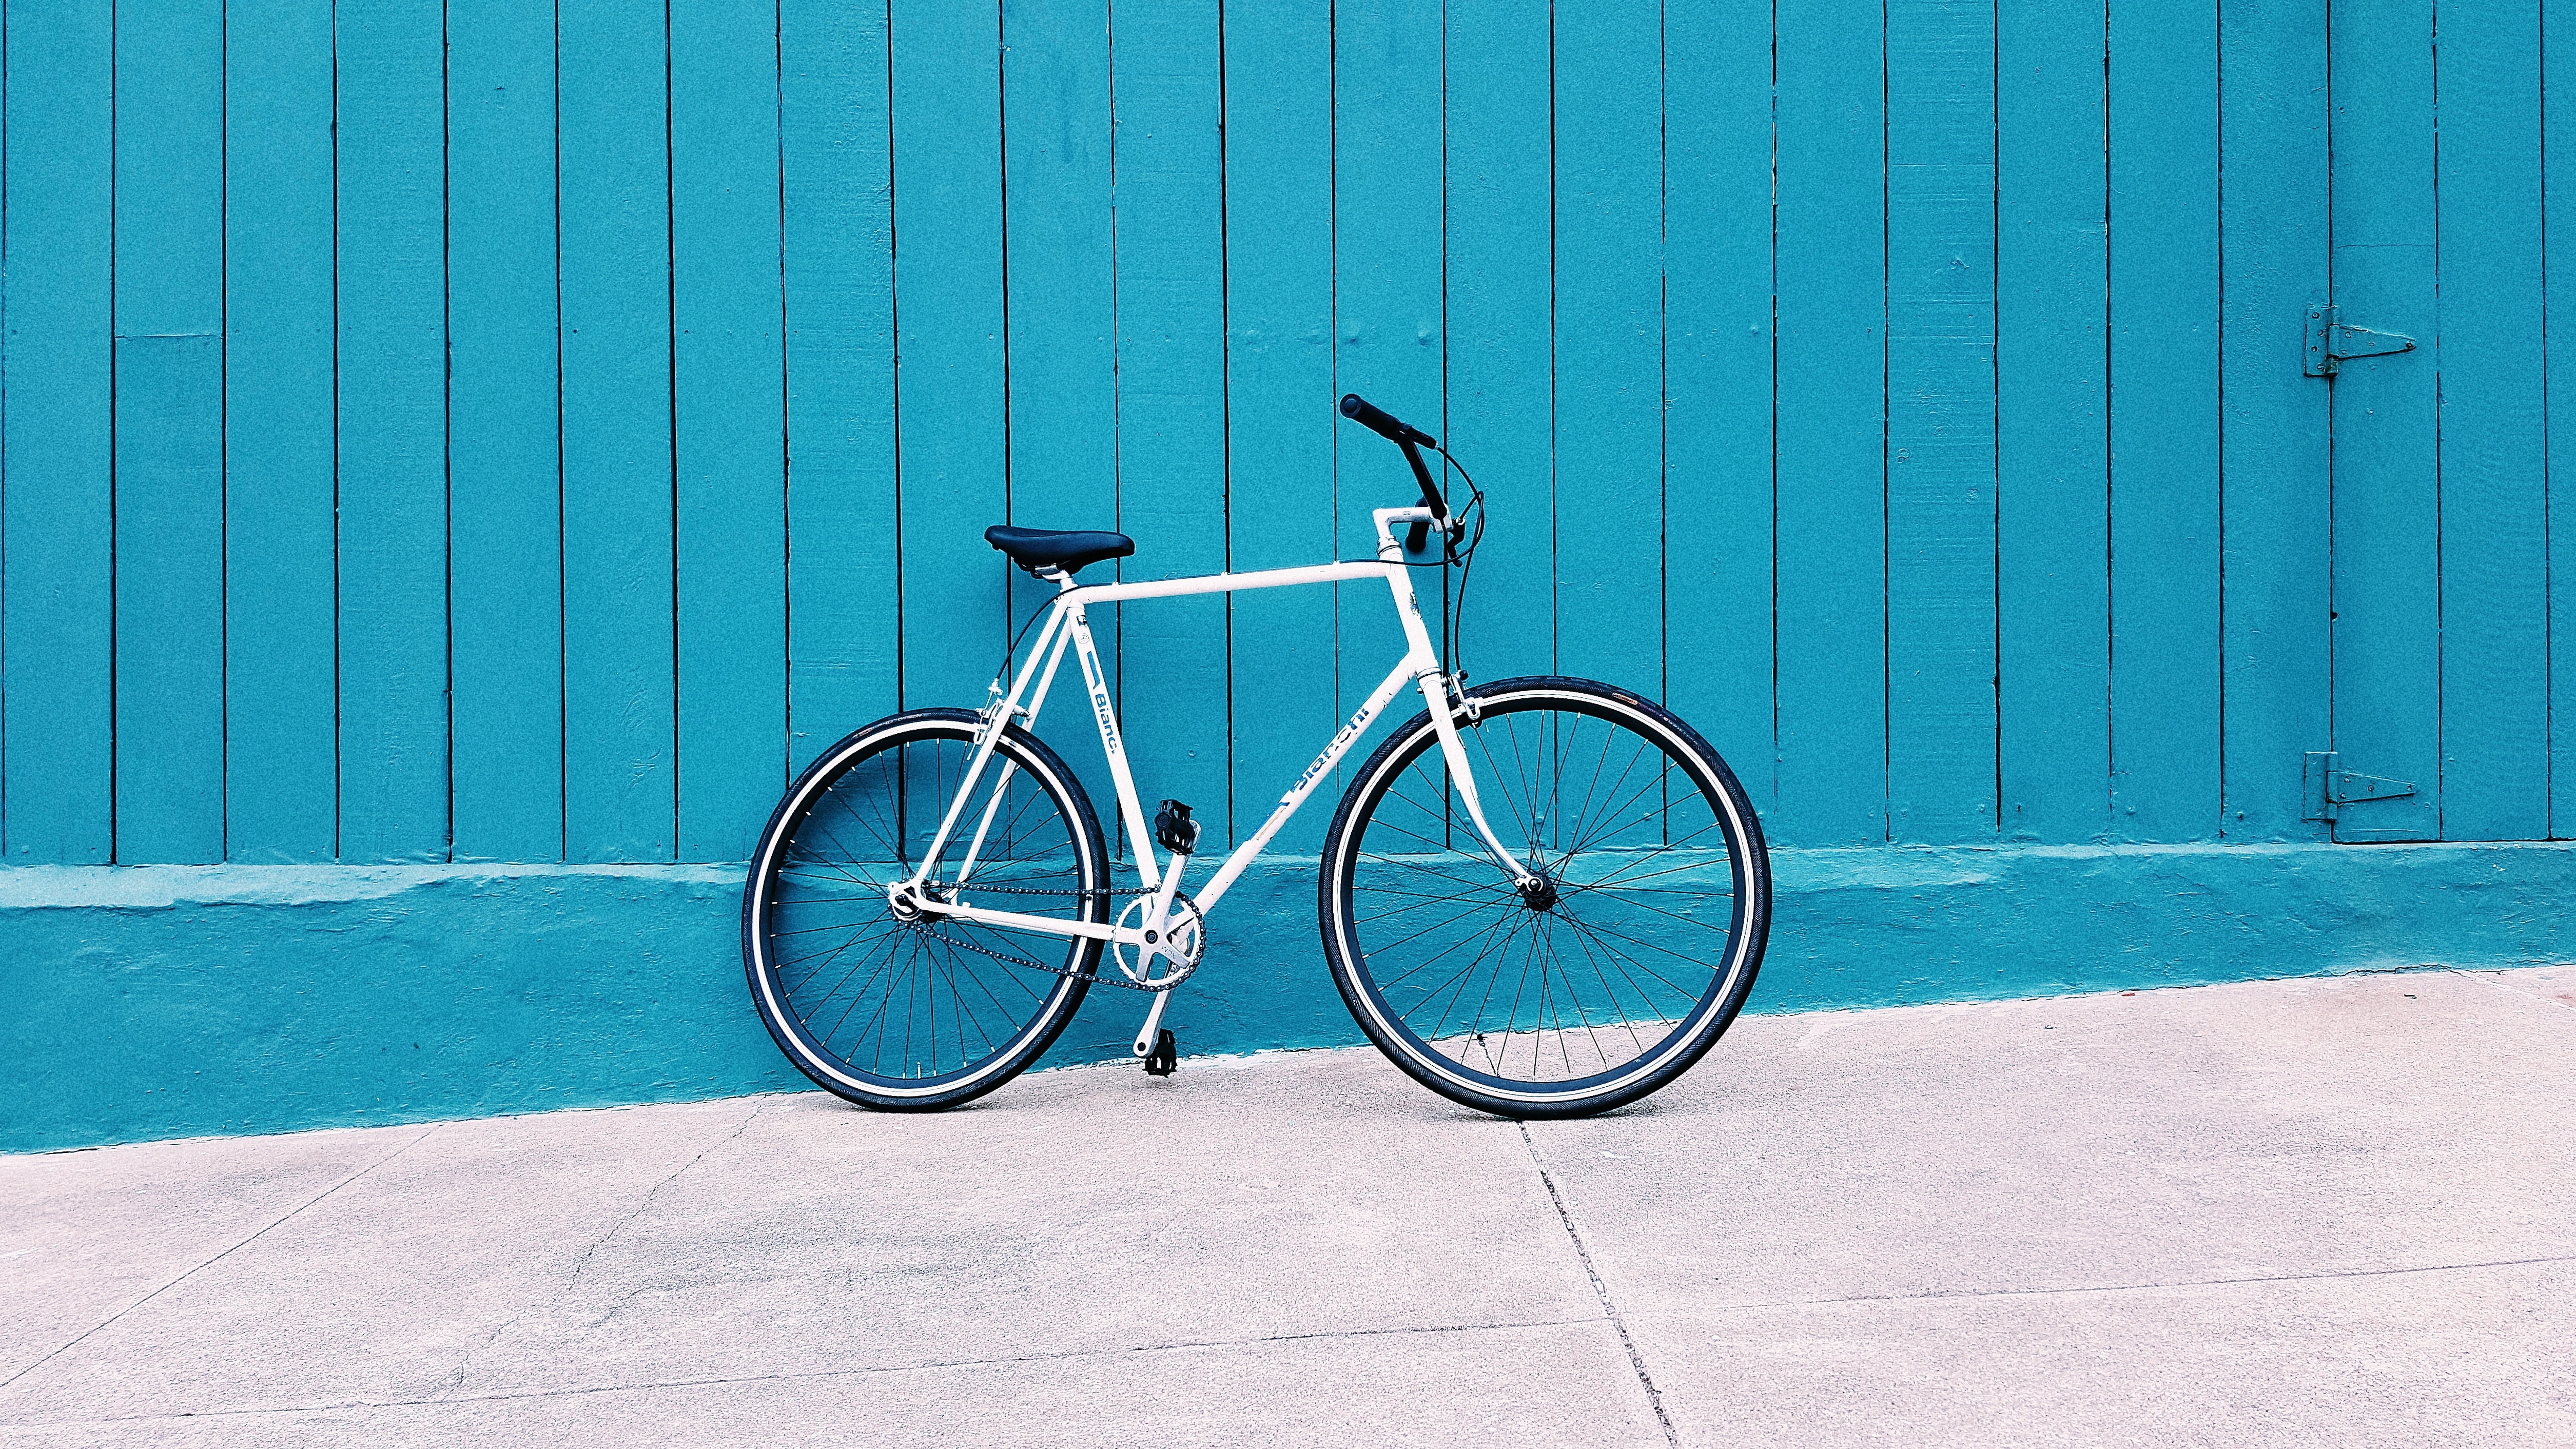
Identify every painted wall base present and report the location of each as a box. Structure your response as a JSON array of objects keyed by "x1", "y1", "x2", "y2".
[{"x1": 6, "y1": 841, "x2": 2570, "y2": 1152}]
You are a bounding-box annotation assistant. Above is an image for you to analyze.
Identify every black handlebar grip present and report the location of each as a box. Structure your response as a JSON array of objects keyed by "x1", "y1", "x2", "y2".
[
  {"x1": 1339, "y1": 393, "x2": 1438, "y2": 449},
  {"x1": 1340, "y1": 393, "x2": 1449, "y2": 550}
]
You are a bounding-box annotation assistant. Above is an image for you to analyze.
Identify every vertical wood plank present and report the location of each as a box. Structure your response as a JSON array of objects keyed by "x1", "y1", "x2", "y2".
[
  {"x1": 113, "y1": 0, "x2": 226, "y2": 863},
  {"x1": 1, "y1": 0, "x2": 114, "y2": 864},
  {"x1": 1553, "y1": 0, "x2": 1663, "y2": 698},
  {"x1": 1664, "y1": 0, "x2": 1775, "y2": 799},
  {"x1": 1225, "y1": 0, "x2": 1337, "y2": 852},
  {"x1": 1773, "y1": 0, "x2": 1886, "y2": 846},
  {"x1": 2216, "y1": 0, "x2": 2330, "y2": 841},
  {"x1": 889, "y1": 0, "x2": 1008, "y2": 715},
  {"x1": 1334, "y1": 0, "x2": 1444, "y2": 709},
  {"x1": 1001, "y1": 0, "x2": 1122, "y2": 838},
  {"x1": 561, "y1": 0, "x2": 677, "y2": 862},
  {"x1": 2435, "y1": 0, "x2": 2547, "y2": 840},
  {"x1": 1110, "y1": 0, "x2": 1230, "y2": 843},
  {"x1": 449, "y1": 0, "x2": 564, "y2": 861},
  {"x1": 780, "y1": 0, "x2": 899, "y2": 771},
  {"x1": 1446, "y1": 0, "x2": 1552, "y2": 690},
  {"x1": 1884, "y1": 0, "x2": 1996, "y2": 843},
  {"x1": 2552, "y1": 0, "x2": 2576, "y2": 838},
  {"x1": 2106, "y1": 0, "x2": 2221, "y2": 841},
  {"x1": 225, "y1": 0, "x2": 339, "y2": 861},
  {"x1": 337, "y1": 0, "x2": 451, "y2": 861},
  {"x1": 674, "y1": 0, "x2": 788, "y2": 861},
  {"x1": 1997, "y1": 0, "x2": 2107, "y2": 844},
  {"x1": 2326, "y1": 0, "x2": 2442, "y2": 840}
]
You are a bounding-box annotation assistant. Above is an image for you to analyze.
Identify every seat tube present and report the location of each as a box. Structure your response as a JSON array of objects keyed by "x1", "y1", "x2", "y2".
[{"x1": 1066, "y1": 602, "x2": 1162, "y2": 890}]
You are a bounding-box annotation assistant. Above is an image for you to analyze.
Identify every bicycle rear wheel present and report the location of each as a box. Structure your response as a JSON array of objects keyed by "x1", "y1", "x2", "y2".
[
  {"x1": 743, "y1": 709, "x2": 1111, "y2": 1111},
  {"x1": 1319, "y1": 677, "x2": 1770, "y2": 1119}
]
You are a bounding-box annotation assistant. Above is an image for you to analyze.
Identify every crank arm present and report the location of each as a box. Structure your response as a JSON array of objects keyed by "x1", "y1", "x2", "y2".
[{"x1": 1134, "y1": 988, "x2": 1175, "y2": 1058}]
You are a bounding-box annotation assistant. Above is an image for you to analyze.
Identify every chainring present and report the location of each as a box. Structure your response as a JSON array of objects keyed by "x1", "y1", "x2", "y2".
[{"x1": 1110, "y1": 890, "x2": 1206, "y2": 990}]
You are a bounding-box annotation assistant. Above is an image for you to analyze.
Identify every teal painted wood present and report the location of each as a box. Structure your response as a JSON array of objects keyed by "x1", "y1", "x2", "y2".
[
  {"x1": 1001, "y1": 0, "x2": 1122, "y2": 838},
  {"x1": 112, "y1": 342, "x2": 226, "y2": 859},
  {"x1": 2215, "y1": 0, "x2": 2330, "y2": 843},
  {"x1": 14, "y1": 0, "x2": 2576, "y2": 870},
  {"x1": 448, "y1": 0, "x2": 564, "y2": 863},
  {"x1": 2106, "y1": 0, "x2": 2221, "y2": 843},
  {"x1": 113, "y1": 0, "x2": 226, "y2": 864},
  {"x1": 1333, "y1": 0, "x2": 1445, "y2": 711},
  {"x1": 1663, "y1": 0, "x2": 1776, "y2": 805},
  {"x1": 223, "y1": 0, "x2": 340, "y2": 863},
  {"x1": 561, "y1": 0, "x2": 677, "y2": 863},
  {"x1": 1444, "y1": 0, "x2": 1554, "y2": 694},
  {"x1": 1996, "y1": 0, "x2": 2106, "y2": 845},
  {"x1": 1, "y1": 0, "x2": 115, "y2": 864},
  {"x1": 1773, "y1": 0, "x2": 1887, "y2": 847},
  {"x1": 2551, "y1": 0, "x2": 2576, "y2": 839},
  {"x1": 673, "y1": 0, "x2": 788, "y2": 863},
  {"x1": 1552, "y1": 0, "x2": 1663, "y2": 717},
  {"x1": 779, "y1": 0, "x2": 899, "y2": 773},
  {"x1": 889, "y1": 1, "x2": 1009, "y2": 715},
  {"x1": 335, "y1": 0, "x2": 451, "y2": 863},
  {"x1": 1223, "y1": 0, "x2": 1336, "y2": 853},
  {"x1": 1111, "y1": 0, "x2": 1231, "y2": 844},
  {"x1": 1885, "y1": 0, "x2": 1997, "y2": 844},
  {"x1": 2326, "y1": 0, "x2": 2442, "y2": 842},
  {"x1": 2432, "y1": 0, "x2": 2548, "y2": 842}
]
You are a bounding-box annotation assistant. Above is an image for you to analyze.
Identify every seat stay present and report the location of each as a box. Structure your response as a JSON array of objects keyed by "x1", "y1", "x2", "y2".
[{"x1": 899, "y1": 597, "x2": 1071, "y2": 896}]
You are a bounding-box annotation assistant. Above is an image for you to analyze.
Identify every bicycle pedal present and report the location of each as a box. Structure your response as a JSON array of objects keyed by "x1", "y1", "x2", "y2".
[
  {"x1": 1154, "y1": 799, "x2": 1201, "y2": 856},
  {"x1": 1142, "y1": 1028, "x2": 1178, "y2": 1077}
]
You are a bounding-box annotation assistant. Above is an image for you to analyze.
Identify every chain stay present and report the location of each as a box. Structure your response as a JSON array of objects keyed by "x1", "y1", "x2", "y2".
[{"x1": 911, "y1": 878, "x2": 1198, "y2": 993}]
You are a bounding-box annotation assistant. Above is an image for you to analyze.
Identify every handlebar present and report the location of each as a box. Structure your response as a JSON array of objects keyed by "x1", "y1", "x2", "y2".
[
  {"x1": 1339, "y1": 393, "x2": 1437, "y2": 449},
  {"x1": 1338, "y1": 394, "x2": 1448, "y2": 551}
]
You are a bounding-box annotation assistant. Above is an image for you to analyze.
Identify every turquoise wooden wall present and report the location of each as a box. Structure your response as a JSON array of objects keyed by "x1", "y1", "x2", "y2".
[{"x1": 2, "y1": 0, "x2": 2560, "y2": 867}]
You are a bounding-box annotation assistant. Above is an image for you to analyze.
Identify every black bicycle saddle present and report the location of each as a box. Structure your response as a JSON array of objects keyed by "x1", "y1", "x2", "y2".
[{"x1": 985, "y1": 525, "x2": 1135, "y2": 575}]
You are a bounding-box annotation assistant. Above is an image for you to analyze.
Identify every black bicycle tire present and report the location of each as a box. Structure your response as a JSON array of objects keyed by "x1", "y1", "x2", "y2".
[
  {"x1": 1317, "y1": 676, "x2": 1771, "y2": 1119},
  {"x1": 741, "y1": 708, "x2": 1111, "y2": 1112}
]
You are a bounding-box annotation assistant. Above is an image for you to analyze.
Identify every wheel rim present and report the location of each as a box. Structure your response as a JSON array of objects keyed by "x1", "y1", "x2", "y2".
[
  {"x1": 754, "y1": 726, "x2": 1098, "y2": 1094},
  {"x1": 1338, "y1": 691, "x2": 1753, "y2": 1100}
]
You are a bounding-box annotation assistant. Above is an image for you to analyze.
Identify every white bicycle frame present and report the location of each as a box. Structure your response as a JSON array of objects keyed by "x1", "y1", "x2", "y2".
[{"x1": 887, "y1": 504, "x2": 1534, "y2": 1059}]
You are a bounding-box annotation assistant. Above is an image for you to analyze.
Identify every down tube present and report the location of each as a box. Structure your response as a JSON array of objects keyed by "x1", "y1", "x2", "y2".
[{"x1": 1193, "y1": 657, "x2": 1425, "y2": 911}]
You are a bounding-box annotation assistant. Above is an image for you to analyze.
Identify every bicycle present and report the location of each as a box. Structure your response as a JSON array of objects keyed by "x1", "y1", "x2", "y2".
[{"x1": 741, "y1": 394, "x2": 1772, "y2": 1119}]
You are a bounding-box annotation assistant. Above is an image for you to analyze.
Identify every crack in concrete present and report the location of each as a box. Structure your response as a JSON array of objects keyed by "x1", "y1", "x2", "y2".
[
  {"x1": 428, "y1": 1310, "x2": 528, "y2": 1402},
  {"x1": 1517, "y1": 1123, "x2": 1681, "y2": 1449},
  {"x1": 1742, "y1": 1250, "x2": 2576, "y2": 1311},
  {"x1": 16, "y1": 1316, "x2": 1604, "y2": 1426},
  {"x1": 420, "y1": 1101, "x2": 766, "y2": 1403},
  {"x1": 564, "y1": 1100, "x2": 765, "y2": 1293},
  {"x1": 0, "y1": 1124, "x2": 443, "y2": 1397}
]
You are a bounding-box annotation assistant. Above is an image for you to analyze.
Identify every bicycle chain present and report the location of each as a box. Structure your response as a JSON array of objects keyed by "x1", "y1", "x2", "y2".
[{"x1": 899, "y1": 879, "x2": 1197, "y2": 993}]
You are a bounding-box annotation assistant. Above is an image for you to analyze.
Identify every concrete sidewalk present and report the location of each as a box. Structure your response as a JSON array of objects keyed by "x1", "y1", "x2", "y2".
[{"x1": 4, "y1": 967, "x2": 2571, "y2": 1448}]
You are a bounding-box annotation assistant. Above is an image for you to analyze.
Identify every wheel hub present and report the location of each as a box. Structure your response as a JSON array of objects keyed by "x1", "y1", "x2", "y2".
[{"x1": 1516, "y1": 873, "x2": 1562, "y2": 913}]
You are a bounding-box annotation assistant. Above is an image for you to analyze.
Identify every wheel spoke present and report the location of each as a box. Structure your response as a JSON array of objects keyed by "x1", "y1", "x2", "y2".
[
  {"x1": 1338, "y1": 690, "x2": 1764, "y2": 1104},
  {"x1": 752, "y1": 724, "x2": 1102, "y2": 1098}
]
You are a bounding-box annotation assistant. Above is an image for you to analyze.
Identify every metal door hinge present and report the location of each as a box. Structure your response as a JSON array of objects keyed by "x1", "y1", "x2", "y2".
[
  {"x1": 2302, "y1": 751, "x2": 2417, "y2": 822},
  {"x1": 2304, "y1": 304, "x2": 2416, "y2": 377}
]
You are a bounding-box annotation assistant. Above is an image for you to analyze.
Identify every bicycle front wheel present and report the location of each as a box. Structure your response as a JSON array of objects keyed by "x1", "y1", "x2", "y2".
[
  {"x1": 743, "y1": 709, "x2": 1111, "y2": 1111},
  {"x1": 1319, "y1": 677, "x2": 1770, "y2": 1119}
]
